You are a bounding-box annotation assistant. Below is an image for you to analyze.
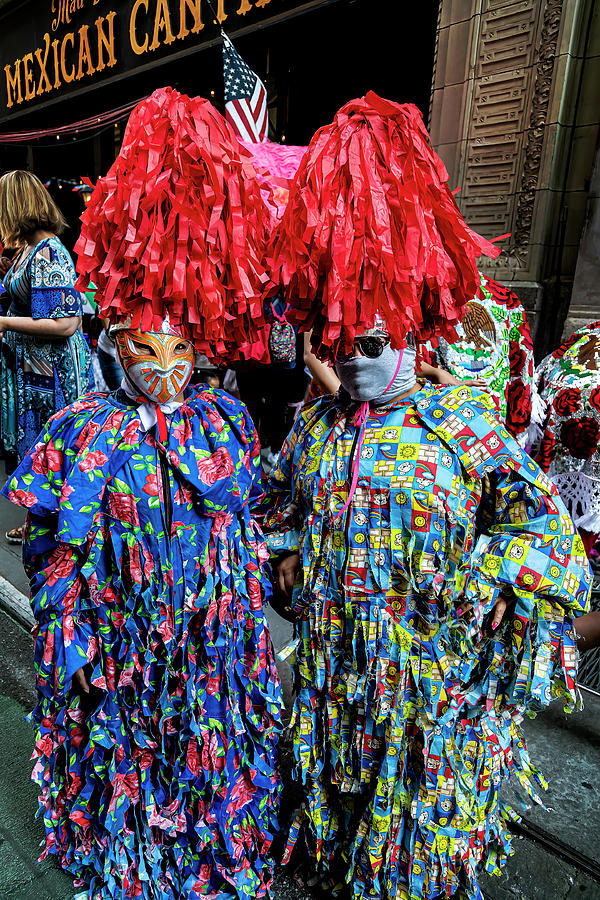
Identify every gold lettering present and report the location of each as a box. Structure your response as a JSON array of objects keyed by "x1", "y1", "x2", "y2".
[
  {"x1": 22, "y1": 52, "x2": 36, "y2": 101},
  {"x1": 130, "y1": 0, "x2": 149, "y2": 55},
  {"x1": 96, "y1": 13, "x2": 117, "y2": 71},
  {"x1": 52, "y1": 39, "x2": 61, "y2": 89},
  {"x1": 60, "y1": 32, "x2": 76, "y2": 83},
  {"x1": 237, "y1": 0, "x2": 252, "y2": 12},
  {"x1": 35, "y1": 33, "x2": 52, "y2": 95},
  {"x1": 217, "y1": 0, "x2": 227, "y2": 23},
  {"x1": 255, "y1": 0, "x2": 271, "y2": 7},
  {"x1": 178, "y1": 0, "x2": 204, "y2": 39},
  {"x1": 4, "y1": 60, "x2": 22, "y2": 108},
  {"x1": 53, "y1": 0, "x2": 71, "y2": 31},
  {"x1": 149, "y1": 0, "x2": 176, "y2": 51},
  {"x1": 76, "y1": 25, "x2": 95, "y2": 80}
]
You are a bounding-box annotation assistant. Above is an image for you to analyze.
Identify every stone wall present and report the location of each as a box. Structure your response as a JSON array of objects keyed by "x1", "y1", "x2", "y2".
[{"x1": 430, "y1": 0, "x2": 600, "y2": 357}]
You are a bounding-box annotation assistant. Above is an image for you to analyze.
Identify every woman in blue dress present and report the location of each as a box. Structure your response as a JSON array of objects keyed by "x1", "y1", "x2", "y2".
[{"x1": 0, "y1": 170, "x2": 93, "y2": 540}]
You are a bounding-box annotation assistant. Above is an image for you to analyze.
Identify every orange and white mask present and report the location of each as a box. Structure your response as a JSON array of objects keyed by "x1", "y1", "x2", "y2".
[{"x1": 115, "y1": 328, "x2": 195, "y2": 405}]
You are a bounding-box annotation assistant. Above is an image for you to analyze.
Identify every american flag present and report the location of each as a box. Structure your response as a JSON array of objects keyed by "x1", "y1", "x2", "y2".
[{"x1": 222, "y1": 32, "x2": 268, "y2": 143}]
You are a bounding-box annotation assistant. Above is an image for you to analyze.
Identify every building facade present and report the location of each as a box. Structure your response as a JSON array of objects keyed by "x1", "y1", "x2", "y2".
[{"x1": 1, "y1": 0, "x2": 598, "y2": 354}]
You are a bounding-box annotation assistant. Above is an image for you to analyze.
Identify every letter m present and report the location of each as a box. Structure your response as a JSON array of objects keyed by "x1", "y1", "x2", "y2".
[{"x1": 5, "y1": 60, "x2": 22, "y2": 107}]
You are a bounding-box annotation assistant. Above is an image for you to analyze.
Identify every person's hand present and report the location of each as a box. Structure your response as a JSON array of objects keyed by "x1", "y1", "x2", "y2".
[
  {"x1": 490, "y1": 595, "x2": 508, "y2": 630},
  {"x1": 461, "y1": 377, "x2": 488, "y2": 389},
  {"x1": 276, "y1": 552, "x2": 301, "y2": 600},
  {"x1": 72, "y1": 667, "x2": 90, "y2": 694},
  {"x1": 457, "y1": 594, "x2": 510, "y2": 631}
]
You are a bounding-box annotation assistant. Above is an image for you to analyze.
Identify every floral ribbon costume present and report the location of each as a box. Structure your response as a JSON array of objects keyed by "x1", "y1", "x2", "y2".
[
  {"x1": 1, "y1": 89, "x2": 284, "y2": 900},
  {"x1": 531, "y1": 321, "x2": 600, "y2": 533},
  {"x1": 431, "y1": 275, "x2": 538, "y2": 446},
  {"x1": 4, "y1": 387, "x2": 282, "y2": 898},
  {"x1": 263, "y1": 383, "x2": 590, "y2": 899}
]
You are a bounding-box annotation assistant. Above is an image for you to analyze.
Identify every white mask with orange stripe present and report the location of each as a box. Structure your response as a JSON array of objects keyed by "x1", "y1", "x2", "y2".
[{"x1": 115, "y1": 328, "x2": 195, "y2": 406}]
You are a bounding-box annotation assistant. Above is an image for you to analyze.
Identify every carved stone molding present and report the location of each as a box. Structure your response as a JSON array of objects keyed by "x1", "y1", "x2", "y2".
[
  {"x1": 431, "y1": 0, "x2": 571, "y2": 281},
  {"x1": 511, "y1": 0, "x2": 564, "y2": 261},
  {"x1": 459, "y1": 0, "x2": 541, "y2": 271}
]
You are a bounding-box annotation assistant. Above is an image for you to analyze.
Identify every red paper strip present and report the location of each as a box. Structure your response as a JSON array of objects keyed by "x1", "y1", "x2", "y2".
[{"x1": 74, "y1": 88, "x2": 274, "y2": 364}]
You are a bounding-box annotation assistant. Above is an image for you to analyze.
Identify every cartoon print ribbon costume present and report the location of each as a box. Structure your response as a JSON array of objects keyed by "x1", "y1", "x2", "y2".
[{"x1": 262, "y1": 92, "x2": 591, "y2": 900}]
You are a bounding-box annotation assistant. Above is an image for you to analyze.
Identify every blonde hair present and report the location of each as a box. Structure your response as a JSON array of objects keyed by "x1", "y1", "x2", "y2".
[{"x1": 0, "y1": 170, "x2": 67, "y2": 246}]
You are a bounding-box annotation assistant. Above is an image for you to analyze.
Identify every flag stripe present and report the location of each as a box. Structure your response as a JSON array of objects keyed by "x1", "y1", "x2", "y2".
[
  {"x1": 222, "y1": 34, "x2": 268, "y2": 142},
  {"x1": 232, "y1": 99, "x2": 260, "y2": 141},
  {"x1": 255, "y1": 96, "x2": 268, "y2": 140},
  {"x1": 226, "y1": 101, "x2": 256, "y2": 142}
]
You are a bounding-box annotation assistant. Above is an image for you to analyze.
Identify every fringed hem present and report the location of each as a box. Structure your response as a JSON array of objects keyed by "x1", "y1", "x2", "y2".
[
  {"x1": 550, "y1": 471, "x2": 600, "y2": 534},
  {"x1": 283, "y1": 577, "x2": 583, "y2": 899}
]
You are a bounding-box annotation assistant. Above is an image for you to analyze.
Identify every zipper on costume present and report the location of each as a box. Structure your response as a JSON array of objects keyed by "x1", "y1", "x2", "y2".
[
  {"x1": 159, "y1": 451, "x2": 173, "y2": 538},
  {"x1": 341, "y1": 419, "x2": 361, "y2": 583}
]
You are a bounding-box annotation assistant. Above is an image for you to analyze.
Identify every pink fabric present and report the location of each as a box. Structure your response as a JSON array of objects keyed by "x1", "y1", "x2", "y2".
[{"x1": 241, "y1": 140, "x2": 306, "y2": 220}]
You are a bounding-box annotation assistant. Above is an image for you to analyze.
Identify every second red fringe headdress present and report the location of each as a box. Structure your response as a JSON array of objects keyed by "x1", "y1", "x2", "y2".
[
  {"x1": 267, "y1": 91, "x2": 500, "y2": 361},
  {"x1": 75, "y1": 87, "x2": 273, "y2": 362}
]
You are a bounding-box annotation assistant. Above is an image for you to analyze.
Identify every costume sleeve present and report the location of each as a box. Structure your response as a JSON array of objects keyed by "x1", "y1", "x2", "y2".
[
  {"x1": 24, "y1": 513, "x2": 96, "y2": 701},
  {"x1": 29, "y1": 239, "x2": 84, "y2": 320},
  {"x1": 418, "y1": 385, "x2": 591, "y2": 714},
  {"x1": 1, "y1": 398, "x2": 117, "y2": 700},
  {"x1": 454, "y1": 460, "x2": 591, "y2": 713},
  {"x1": 261, "y1": 408, "x2": 314, "y2": 558}
]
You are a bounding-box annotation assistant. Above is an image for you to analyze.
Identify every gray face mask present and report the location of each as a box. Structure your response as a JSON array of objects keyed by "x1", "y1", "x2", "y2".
[{"x1": 334, "y1": 343, "x2": 417, "y2": 403}]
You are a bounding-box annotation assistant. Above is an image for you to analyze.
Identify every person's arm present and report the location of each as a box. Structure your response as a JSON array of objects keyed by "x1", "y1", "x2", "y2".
[
  {"x1": 0, "y1": 314, "x2": 81, "y2": 338},
  {"x1": 575, "y1": 610, "x2": 600, "y2": 651},
  {"x1": 258, "y1": 408, "x2": 311, "y2": 616},
  {"x1": 455, "y1": 457, "x2": 591, "y2": 713},
  {"x1": 419, "y1": 360, "x2": 486, "y2": 388},
  {"x1": 1, "y1": 241, "x2": 84, "y2": 340},
  {"x1": 303, "y1": 332, "x2": 340, "y2": 395}
]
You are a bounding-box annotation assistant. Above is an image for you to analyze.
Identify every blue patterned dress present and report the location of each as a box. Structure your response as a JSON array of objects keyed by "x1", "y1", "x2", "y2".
[
  {"x1": 263, "y1": 384, "x2": 591, "y2": 900},
  {"x1": 2, "y1": 386, "x2": 283, "y2": 899},
  {"x1": 0, "y1": 236, "x2": 93, "y2": 469}
]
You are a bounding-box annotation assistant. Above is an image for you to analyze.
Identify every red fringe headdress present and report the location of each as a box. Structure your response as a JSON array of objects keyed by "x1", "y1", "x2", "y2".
[
  {"x1": 267, "y1": 91, "x2": 500, "y2": 361},
  {"x1": 75, "y1": 87, "x2": 273, "y2": 362}
]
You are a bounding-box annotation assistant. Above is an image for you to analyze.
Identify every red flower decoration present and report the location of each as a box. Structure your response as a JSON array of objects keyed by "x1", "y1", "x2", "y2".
[
  {"x1": 8, "y1": 488, "x2": 37, "y2": 508},
  {"x1": 508, "y1": 341, "x2": 525, "y2": 376},
  {"x1": 79, "y1": 450, "x2": 109, "y2": 473},
  {"x1": 31, "y1": 441, "x2": 62, "y2": 475},
  {"x1": 197, "y1": 448, "x2": 234, "y2": 486},
  {"x1": 46, "y1": 551, "x2": 76, "y2": 587},
  {"x1": 142, "y1": 472, "x2": 160, "y2": 497},
  {"x1": 506, "y1": 380, "x2": 531, "y2": 433},
  {"x1": 109, "y1": 490, "x2": 140, "y2": 526},
  {"x1": 590, "y1": 386, "x2": 600, "y2": 411},
  {"x1": 553, "y1": 388, "x2": 581, "y2": 417},
  {"x1": 561, "y1": 416, "x2": 600, "y2": 460}
]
